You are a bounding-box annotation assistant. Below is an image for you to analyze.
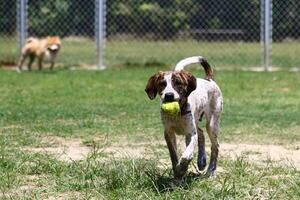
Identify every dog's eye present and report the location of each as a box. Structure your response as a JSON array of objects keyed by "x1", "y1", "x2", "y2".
[
  {"x1": 174, "y1": 79, "x2": 182, "y2": 85},
  {"x1": 159, "y1": 81, "x2": 166, "y2": 87}
]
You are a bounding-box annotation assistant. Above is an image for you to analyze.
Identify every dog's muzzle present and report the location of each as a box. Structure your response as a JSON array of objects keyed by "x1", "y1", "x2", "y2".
[
  {"x1": 164, "y1": 92, "x2": 175, "y2": 102},
  {"x1": 48, "y1": 45, "x2": 60, "y2": 53}
]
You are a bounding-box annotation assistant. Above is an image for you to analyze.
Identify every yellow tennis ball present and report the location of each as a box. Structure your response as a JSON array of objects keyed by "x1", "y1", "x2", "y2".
[{"x1": 161, "y1": 102, "x2": 180, "y2": 116}]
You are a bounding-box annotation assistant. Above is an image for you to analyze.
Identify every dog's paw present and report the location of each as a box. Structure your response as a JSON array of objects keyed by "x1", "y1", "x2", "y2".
[
  {"x1": 174, "y1": 158, "x2": 191, "y2": 179},
  {"x1": 204, "y1": 169, "x2": 217, "y2": 178}
]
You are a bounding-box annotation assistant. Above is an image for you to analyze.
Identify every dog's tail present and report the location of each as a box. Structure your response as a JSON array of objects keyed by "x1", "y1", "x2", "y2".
[{"x1": 175, "y1": 56, "x2": 213, "y2": 80}]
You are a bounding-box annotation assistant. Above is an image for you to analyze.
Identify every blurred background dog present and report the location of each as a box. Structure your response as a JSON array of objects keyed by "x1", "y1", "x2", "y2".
[{"x1": 17, "y1": 36, "x2": 61, "y2": 71}]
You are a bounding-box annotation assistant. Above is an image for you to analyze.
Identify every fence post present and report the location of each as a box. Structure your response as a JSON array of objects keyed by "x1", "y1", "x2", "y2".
[
  {"x1": 17, "y1": 0, "x2": 28, "y2": 55},
  {"x1": 95, "y1": 0, "x2": 106, "y2": 70},
  {"x1": 261, "y1": 0, "x2": 272, "y2": 71}
]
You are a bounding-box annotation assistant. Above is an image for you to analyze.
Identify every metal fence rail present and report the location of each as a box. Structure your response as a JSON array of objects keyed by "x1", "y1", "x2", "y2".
[{"x1": 0, "y1": 0, "x2": 299, "y2": 70}]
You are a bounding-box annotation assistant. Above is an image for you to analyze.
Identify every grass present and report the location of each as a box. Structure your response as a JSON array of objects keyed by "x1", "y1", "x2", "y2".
[
  {"x1": 0, "y1": 68, "x2": 299, "y2": 144},
  {"x1": 1, "y1": 36, "x2": 300, "y2": 68},
  {"x1": 0, "y1": 67, "x2": 299, "y2": 199}
]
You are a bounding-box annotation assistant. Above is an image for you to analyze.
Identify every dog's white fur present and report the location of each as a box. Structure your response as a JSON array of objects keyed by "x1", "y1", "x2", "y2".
[
  {"x1": 161, "y1": 56, "x2": 223, "y2": 178},
  {"x1": 160, "y1": 74, "x2": 180, "y2": 101}
]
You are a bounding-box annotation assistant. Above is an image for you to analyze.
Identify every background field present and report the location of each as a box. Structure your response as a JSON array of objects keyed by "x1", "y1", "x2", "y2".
[
  {"x1": 0, "y1": 66, "x2": 299, "y2": 199},
  {"x1": 1, "y1": 37, "x2": 300, "y2": 69}
]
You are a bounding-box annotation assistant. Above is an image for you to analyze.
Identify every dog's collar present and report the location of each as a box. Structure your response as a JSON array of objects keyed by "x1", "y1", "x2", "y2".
[
  {"x1": 181, "y1": 110, "x2": 191, "y2": 115},
  {"x1": 180, "y1": 103, "x2": 191, "y2": 116}
]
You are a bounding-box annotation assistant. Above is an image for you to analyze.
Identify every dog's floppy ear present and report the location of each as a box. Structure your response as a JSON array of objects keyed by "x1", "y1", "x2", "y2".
[
  {"x1": 179, "y1": 71, "x2": 197, "y2": 97},
  {"x1": 145, "y1": 72, "x2": 162, "y2": 100}
]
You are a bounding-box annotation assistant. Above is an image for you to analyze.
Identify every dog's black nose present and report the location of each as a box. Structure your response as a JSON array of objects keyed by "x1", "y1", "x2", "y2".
[{"x1": 164, "y1": 92, "x2": 174, "y2": 102}]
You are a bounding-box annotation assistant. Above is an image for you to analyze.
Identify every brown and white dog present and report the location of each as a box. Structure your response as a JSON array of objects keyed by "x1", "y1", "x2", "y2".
[
  {"x1": 17, "y1": 36, "x2": 61, "y2": 71},
  {"x1": 145, "y1": 56, "x2": 223, "y2": 179}
]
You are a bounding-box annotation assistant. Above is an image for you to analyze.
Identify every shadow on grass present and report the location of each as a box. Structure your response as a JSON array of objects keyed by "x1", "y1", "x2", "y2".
[
  {"x1": 146, "y1": 169, "x2": 204, "y2": 193},
  {"x1": 23, "y1": 66, "x2": 70, "y2": 74}
]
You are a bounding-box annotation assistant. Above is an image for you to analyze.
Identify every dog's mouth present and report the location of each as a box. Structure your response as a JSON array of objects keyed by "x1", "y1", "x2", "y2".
[
  {"x1": 48, "y1": 45, "x2": 60, "y2": 53},
  {"x1": 162, "y1": 98, "x2": 180, "y2": 104},
  {"x1": 48, "y1": 48, "x2": 59, "y2": 53}
]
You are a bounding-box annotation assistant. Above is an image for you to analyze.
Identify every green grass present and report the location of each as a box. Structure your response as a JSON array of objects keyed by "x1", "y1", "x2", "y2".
[
  {"x1": 1, "y1": 36, "x2": 300, "y2": 68},
  {"x1": 0, "y1": 67, "x2": 299, "y2": 199},
  {"x1": 0, "y1": 68, "x2": 299, "y2": 144}
]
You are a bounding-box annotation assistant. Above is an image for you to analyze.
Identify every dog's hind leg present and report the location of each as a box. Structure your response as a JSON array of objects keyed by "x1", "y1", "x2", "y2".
[
  {"x1": 205, "y1": 112, "x2": 221, "y2": 177},
  {"x1": 38, "y1": 56, "x2": 44, "y2": 70},
  {"x1": 197, "y1": 127, "x2": 206, "y2": 171},
  {"x1": 27, "y1": 54, "x2": 35, "y2": 71}
]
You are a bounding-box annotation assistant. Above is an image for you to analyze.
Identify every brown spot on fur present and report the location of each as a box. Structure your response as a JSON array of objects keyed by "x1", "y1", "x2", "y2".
[
  {"x1": 171, "y1": 71, "x2": 197, "y2": 112},
  {"x1": 200, "y1": 58, "x2": 214, "y2": 80},
  {"x1": 145, "y1": 71, "x2": 165, "y2": 100},
  {"x1": 172, "y1": 71, "x2": 197, "y2": 97}
]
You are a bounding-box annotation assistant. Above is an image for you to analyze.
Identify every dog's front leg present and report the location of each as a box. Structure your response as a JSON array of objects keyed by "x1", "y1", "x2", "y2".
[
  {"x1": 164, "y1": 131, "x2": 178, "y2": 173},
  {"x1": 17, "y1": 54, "x2": 27, "y2": 72},
  {"x1": 50, "y1": 61, "x2": 55, "y2": 70},
  {"x1": 38, "y1": 57, "x2": 43, "y2": 70},
  {"x1": 175, "y1": 124, "x2": 198, "y2": 178}
]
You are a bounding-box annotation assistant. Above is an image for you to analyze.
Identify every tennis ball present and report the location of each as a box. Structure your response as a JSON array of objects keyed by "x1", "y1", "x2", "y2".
[{"x1": 161, "y1": 102, "x2": 180, "y2": 116}]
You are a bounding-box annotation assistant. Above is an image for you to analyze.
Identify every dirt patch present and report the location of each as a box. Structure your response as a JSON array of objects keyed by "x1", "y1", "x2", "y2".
[
  {"x1": 0, "y1": 175, "x2": 46, "y2": 198},
  {"x1": 221, "y1": 143, "x2": 300, "y2": 168},
  {"x1": 105, "y1": 141, "x2": 300, "y2": 169},
  {"x1": 102, "y1": 139, "x2": 165, "y2": 159},
  {"x1": 23, "y1": 136, "x2": 91, "y2": 162},
  {"x1": 23, "y1": 136, "x2": 164, "y2": 162},
  {"x1": 23, "y1": 136, "x2": 300, "y2": 169},
  {"x1": 44, "y1": 192, "x2": 83, "y2": 200}
]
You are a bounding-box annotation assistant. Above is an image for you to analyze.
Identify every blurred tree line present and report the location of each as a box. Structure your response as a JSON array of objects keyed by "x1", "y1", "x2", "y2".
[{"x1": 0, "y1": 0, "x2": 299, "y2": 41}]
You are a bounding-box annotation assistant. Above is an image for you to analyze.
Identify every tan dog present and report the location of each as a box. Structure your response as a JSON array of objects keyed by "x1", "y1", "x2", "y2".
[{"x1": 17, "y1": 36, "x2": 61, "y2": 71}]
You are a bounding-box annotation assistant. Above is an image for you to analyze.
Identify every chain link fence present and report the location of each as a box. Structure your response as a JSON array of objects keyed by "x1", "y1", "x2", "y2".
[
  {"x1": 273, "y1": 0, "x2": 300, "y2": 68},
  {"x1": 0, "y1": 1, "x2": 18, "y2": 67},
  {"x1": 0, "y1": 0, "x2": 299, "y2": 70},
  {"x1": 27, "y1": 0, "x2": 97, "y2": 68},
  {"x1": 1, "y1": 0, "x2": 100, "y2": 69},
  {"x1": 106, "y1": 0, "x2": 261, "y2": 69}
]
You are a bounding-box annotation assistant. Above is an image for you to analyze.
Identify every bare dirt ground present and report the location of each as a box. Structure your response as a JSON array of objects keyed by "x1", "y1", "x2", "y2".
[
  {"x1": 23, "y1": 136, "x2": 300, "y2": 169},
  {"x1": 23, "y1": 136, "x2": 91, "y2": 162},
  {"x1": 221, "y1": 143, "x2": 300, "y2": 168}
]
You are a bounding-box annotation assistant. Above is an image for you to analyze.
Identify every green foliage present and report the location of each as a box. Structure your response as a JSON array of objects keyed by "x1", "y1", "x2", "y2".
[
  {"x1": 107, "y1": 0, "x2": 196, "y2": 39},
  {"x1": 27, "y1": 0, "x2": 94, "y2": 37},
  {"x1": 1, "y1": 0, "x2": 300, "y2": 41}
]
